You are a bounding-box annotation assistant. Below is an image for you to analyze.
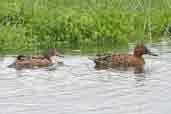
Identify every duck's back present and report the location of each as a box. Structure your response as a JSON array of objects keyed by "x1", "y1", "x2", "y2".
[
  {"x1": 110, "y1": 54, "x2": 131, "y2": 66},
  {"x1": 111, "y1": 54, "x2": 144, "y2": 66},
  {"x1": 30, "y1": 58, "x2": 52, "y2": 67},
  {"x1": 15, "y1": 58, "x2": 52, "y2": 69},
  {"x1": 94, "y1": 53, "x2": 144, "y2": 69}
]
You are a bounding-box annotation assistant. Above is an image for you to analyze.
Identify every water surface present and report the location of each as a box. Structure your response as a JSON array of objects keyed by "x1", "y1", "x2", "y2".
[{"x1": 0, "y1": 42, "x2": 171, "y2": 114}]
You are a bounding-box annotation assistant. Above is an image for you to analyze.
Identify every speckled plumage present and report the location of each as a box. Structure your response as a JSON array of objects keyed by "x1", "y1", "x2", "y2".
[
  {"x1": 8, "y1": 48, "x2": 58, "y2": 70},
  {"x1": 93, "y1": 43, "x2": 157, "y2": 73}
]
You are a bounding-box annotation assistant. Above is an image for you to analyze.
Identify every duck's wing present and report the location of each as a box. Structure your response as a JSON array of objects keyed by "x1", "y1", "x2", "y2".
[
  {"x1": 110, "y1": 54, "x2": 131, "y2": 65},
  {"x1": 31, "y1": 56, "x2": 44, "y2": 59}
]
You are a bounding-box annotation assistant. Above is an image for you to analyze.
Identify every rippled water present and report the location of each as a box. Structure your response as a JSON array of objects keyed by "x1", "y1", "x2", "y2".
[{"x1": 0, "y1": 41, "x2": 171, "y2": 114}]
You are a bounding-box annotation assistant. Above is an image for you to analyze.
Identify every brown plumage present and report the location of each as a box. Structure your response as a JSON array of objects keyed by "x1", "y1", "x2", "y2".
[
  {"x1": 8, "y1": 48, "x2": 58, "y2": 70},
  {"x1": 93, "y1": 43, "x2": 158, "y2": 73}
]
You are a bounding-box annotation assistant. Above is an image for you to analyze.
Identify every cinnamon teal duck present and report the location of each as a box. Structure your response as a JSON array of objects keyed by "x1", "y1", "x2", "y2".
[
  {"x1": 8, "y1": 48, "x2": 62, "y2": 70},
  {"x1": 93, "y1": 43, "x2": 158, "y2": 73}
]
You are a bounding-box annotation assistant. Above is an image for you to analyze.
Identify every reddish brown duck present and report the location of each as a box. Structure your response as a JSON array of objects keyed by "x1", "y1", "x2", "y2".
[
  {"x1": 93, "y1": 43, "x2": 158, "y2": 73},
  {"x1": 8, "y1": 48, "x2": 61, "y2": 70}
]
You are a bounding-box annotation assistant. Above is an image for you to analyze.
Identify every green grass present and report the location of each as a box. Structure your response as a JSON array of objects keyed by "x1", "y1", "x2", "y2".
[{"x1": 0, "y1": 0, "x2": 171, "y2": 54}]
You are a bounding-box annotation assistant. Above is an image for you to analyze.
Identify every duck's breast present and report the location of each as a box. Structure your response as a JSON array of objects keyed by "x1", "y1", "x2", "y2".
[{"x1": 126, "y1": 56, "x2": 145, "y2": 66}]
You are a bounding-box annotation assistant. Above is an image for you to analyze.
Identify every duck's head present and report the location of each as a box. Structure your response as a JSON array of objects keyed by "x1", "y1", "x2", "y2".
[
  {"x1": 43, "y1": 48, "x2": 64, "y2": 63},
  {"x1": 133, "y1": 43, "x2": 158, "y2": 57},
  {"x1": 43, "y1": 48, "x2": 56, "y2": 59}
]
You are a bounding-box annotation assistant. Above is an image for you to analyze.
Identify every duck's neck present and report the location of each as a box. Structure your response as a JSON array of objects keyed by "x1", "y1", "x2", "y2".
[
  {"x1": 134, "y1": 53, "x2": 142, "y2": 57},
  {"x1": 133, "y1": 52, "x2": 145, "y2": 64},
  {"x1": 133, "y1": 51, "x2": 143, "y2": 58}
]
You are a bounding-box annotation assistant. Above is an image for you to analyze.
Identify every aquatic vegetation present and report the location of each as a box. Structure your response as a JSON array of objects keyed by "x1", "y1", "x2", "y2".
[{"x1": 0, "y1": 0, "x2": 170, "y2": 54}]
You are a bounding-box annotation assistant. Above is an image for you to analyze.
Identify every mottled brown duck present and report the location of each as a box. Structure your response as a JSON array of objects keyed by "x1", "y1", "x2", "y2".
[
  {"x1": 8, "y1": 48, "x2": 61, "y2": 70},
  {"x1": 93, "y1": 43, "x2": 158, "y2": 73}
]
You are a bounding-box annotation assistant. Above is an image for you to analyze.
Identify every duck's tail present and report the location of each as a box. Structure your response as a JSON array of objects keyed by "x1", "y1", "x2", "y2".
[
  {"x1": 88, "y1": 54, "x2": 111, "y2": 69},
  {"x1": 8, "y1": 55, "x2": 27, "y2": 68},
  {"x1": 8, "y1": 62, "x2": 16, "y2": 68}
]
